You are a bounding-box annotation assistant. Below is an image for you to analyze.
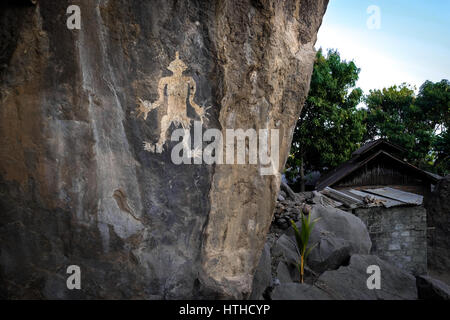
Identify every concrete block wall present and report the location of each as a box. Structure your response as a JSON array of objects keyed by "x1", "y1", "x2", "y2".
[{"x1": 354, "y1": 206, "x2": 427, "y2": 275}]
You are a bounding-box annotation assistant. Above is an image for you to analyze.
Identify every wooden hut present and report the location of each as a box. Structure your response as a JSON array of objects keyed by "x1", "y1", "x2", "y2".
[{"x1": 315, "y1": 139, "x2": 440, "y2": 196}]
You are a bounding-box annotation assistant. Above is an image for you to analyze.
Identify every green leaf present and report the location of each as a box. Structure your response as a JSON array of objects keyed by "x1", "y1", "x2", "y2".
[
  {"x1": 305, "y1": 242, "x2": 319, "y2": 259},
  {"x1": 290, "y1": 219, "x2": 303, "y2": 250}
]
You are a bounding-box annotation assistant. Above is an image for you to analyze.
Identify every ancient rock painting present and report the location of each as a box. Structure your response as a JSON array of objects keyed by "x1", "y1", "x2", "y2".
[{"x1": 136, "y1": 52, "x2": 208, "y2": 153}]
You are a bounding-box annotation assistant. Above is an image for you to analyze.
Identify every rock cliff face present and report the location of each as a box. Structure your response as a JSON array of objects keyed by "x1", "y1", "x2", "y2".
[
  {"x1": 0, "y1": 0, "x2": 328, "y2": 299},
  {"x1": 426, "y1": 175, "x2": 450, "y2": 284}
]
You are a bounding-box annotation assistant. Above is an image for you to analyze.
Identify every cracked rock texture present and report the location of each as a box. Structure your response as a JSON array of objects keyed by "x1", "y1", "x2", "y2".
[{"x1": 0, "y1": 0, "x2": 328, "y2": 299}]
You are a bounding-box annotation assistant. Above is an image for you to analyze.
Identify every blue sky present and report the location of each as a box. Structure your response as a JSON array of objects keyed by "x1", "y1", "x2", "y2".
[{"x1": 315, "y1": 0, "x2": 450, "y2": 94}]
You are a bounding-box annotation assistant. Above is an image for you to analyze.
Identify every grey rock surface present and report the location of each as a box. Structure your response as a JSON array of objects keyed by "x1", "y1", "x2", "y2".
[
  {"x1": 416, "y1": 275, "x2": 450, "y2": 300},
  {"x1": 309, "y1": 205, "x2": 372, "y2": 257},
  {"x1": 271, "y1": 283, "x2": 332, "y2": 300},
  {"x1": 0, "y1": 0, "x2": 329, "y2": 299},
  {"x1": 272, "y1": 234, "x2": 298, "y2": 266},
  {"x1": 249, "y1": 244, "x2": 272, "y2": 300},
  {"x1": 307, "y1": 237, "x2": 352, "y2": 274},
  {"x1": 425, "y1": 175, "x2": 450, "y2": 284},
  {"x1": 276, "y1": 261, "x2": 298, "y2": 283},
  {"x1": 316, "y1": 255, "x2": 418, "y2": 300}
]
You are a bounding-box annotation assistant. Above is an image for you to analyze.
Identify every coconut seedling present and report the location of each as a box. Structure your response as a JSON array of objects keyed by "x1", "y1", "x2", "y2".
[{"x1": 290, "y1": 207, "x2": 320, "y2": 283}]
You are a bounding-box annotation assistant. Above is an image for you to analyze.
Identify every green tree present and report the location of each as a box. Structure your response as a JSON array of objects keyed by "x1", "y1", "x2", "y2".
[
  {"x1": 416, "y1": 80, "x2": 450, "y2": 130},
  {"x1": 433, "y1": 130, "x2": 450, "y2": 175},
  {"x1": 416, "y1": 80, "x2": 450, "y2": 175},
  {"x1": 287, "y1": 49, "x2": 366, "y2": 191},
  {"x1": 364, "y1": 80, "x2": 449, "y2": 174}
]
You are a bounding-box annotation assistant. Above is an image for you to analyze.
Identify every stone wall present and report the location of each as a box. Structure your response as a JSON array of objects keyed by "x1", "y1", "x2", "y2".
[{"x1": 353, "y1": 206, "x2": 427, "y2": 275}]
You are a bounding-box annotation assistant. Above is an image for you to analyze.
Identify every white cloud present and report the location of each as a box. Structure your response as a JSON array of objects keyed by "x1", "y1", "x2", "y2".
[{"x1": 315, "y1": 24, "x2": 425, "y2": 93}]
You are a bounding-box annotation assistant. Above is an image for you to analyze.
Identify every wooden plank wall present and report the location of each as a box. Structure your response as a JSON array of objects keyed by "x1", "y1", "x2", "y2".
[{"x1": 333, "y1": 162, "x2": 431, "y2": 196}]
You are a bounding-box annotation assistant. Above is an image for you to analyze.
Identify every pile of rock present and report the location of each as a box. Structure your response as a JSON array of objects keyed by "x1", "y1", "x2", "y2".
[
  {"x1": 272, "y1": 183, "x2": 314, "y2": 230},
  {"x1": 273, "y1": 199, "x2": 302, "y2": 229}
]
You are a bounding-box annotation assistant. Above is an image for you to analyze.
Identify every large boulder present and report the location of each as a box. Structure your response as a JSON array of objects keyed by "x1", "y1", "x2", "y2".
[
  {"x1": 0, "y1": 0, "x2": 329, "y2": 299},
  {"x1": 276, "y1": 261, "x2": 298, "y2": 283},
  {"x1": 416, "y1": 275, "x2": 450, "y2": 300},
  {"x1": 249, "y1": 244, "x2": 272, "y2": 300},
  {"x1": 272, "y1": 234, "x2": 298, "y2": 267},
  {"x1": 315, "y1": 255, "x2": 418, "y2": 300}
]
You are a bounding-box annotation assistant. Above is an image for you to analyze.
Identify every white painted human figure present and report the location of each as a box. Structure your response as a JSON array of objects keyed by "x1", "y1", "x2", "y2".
[{"x1": 136, "y1": 52, "x2": 208, "y2": 153}]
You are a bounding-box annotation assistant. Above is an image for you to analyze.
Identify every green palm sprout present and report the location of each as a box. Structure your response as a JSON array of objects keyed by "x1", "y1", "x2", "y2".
[{"x1": 290, "y1": 211, "x2": 320, "y2": 283}]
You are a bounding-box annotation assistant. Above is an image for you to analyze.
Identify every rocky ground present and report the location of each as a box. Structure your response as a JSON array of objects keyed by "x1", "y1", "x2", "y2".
[{"x1": 250, "y1": 183, "x2": 450, "y2": 300}]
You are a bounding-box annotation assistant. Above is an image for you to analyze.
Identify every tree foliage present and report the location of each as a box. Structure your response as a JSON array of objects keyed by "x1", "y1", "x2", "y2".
[
  {"x1": 364, "y1": 80, "x2": 449, "y2": 174},
  {"x1": 287, "y1": 49, "x2": 449, "y2": 187},
  {"x1": 417, "y1": 80, "x2": 450, "y2": 175},
  {"x1": 287, "y1": 49, "x2": 366, "y2": 190}
]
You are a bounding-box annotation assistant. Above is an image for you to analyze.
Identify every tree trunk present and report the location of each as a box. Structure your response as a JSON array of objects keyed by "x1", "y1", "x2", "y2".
[
  {"x1": 300, "y1": 255, "x2": 305, "y2": 283},
  {"x1": 300, "y1": 157, "x2": 306, "y2": 192}
]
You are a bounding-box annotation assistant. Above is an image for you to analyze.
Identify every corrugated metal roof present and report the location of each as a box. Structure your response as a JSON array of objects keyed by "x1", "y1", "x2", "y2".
[
  {"x1": 348, "y1": 189, "x2": 405, "y2": 208},
  {"x1": 362, "y1": 187, "x2": 423, "y2": 205},
  {"x1": 322, "y1": 187, "x2": 362, "y2": 209},
  {"x1": 320, "y1": 186, "x2": 423, "y2": 209}
]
